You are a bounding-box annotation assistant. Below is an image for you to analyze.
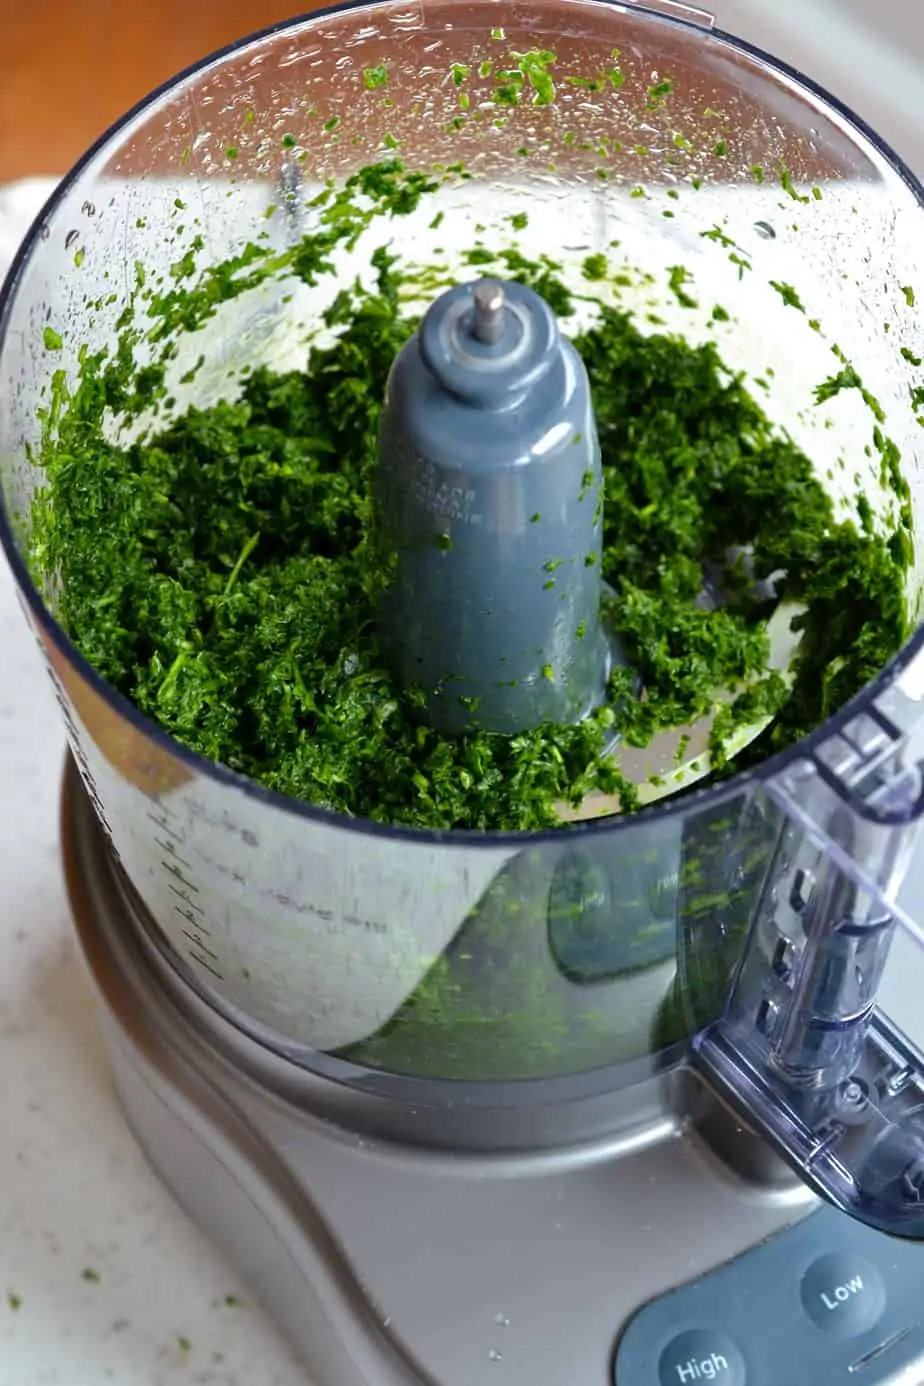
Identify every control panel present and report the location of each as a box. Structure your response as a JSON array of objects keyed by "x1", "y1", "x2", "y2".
[{"x1": 615, "y1": 1205, "x2": 924, "y2": 1385}]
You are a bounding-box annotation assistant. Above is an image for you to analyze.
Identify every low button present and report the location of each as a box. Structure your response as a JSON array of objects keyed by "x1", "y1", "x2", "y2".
[
  {"x1": 658, "y1": 1329, "x2": 746, "y2": 1386},
  {"x1": 800, "y1": 1252, "x2": 886, "y2": 1338}
]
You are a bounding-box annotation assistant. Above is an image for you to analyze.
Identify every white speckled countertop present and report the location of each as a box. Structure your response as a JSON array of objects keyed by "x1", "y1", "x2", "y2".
[{"x1": 1, "y1": 7, "x2": 923, "y2": 1383}]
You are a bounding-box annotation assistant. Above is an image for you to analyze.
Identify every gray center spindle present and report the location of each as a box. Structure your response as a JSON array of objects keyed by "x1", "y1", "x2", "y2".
[
  {"x1": 472, "y1": 280, "x2": 508, "y2": 345},
  {"x1": 375, "y1": 276, "x2": 628, "y2": 737}
]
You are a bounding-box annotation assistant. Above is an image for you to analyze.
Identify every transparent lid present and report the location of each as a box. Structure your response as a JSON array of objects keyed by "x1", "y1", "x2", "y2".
[{"x1": 2, "y1": 0, "x2": 924, "y2": 1237}]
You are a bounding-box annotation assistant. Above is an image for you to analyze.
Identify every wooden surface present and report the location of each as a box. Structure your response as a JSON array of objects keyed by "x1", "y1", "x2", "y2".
[{"x1": 0, "y1": 1, "x2": 311, "y2": 183}]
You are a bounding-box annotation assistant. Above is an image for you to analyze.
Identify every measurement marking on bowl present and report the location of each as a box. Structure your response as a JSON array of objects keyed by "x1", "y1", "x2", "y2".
[
  {"x1": 167, "y1": 884, "x2": 203, "y2": 914},
  {"x1": 162, "y1": 860, "x2": 200, "y2": 892},
  {"x1": 143, "y1": 804, "x2": 224, "y2": 978},
  {"x1": 180, "y1": 930, "x2": 220, "y2": 963},
  {"x1": 146, "y1": 806, "x2": 185, "y2": 845},
  {"x1": 151, "y1": 837, "x2": 193, "y2": 872}
]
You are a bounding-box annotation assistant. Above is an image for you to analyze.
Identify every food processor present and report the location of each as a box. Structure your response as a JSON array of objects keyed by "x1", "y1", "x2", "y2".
[{"x1": 3, "y1": 1, "x2": 924, "y2": 1382}]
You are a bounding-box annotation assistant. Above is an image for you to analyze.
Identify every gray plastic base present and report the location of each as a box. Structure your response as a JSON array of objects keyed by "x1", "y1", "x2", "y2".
[{"x1": 62, "y1": 765, "x2": 924, "y2": 1386}]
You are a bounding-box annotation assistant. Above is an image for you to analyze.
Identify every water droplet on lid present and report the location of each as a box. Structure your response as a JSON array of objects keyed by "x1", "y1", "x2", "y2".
[
  {"x1": 489, "y1": 1349, "x2": 503, "y2": 1362},
  {"x1": 494, "y1": 1313, "x2": 510, "y2": 1326}
]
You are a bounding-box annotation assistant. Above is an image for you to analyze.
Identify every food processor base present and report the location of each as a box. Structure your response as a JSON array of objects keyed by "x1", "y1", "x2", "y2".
[{"x1": 61, "y1": 758, "x2": 924, "y2": 1386}]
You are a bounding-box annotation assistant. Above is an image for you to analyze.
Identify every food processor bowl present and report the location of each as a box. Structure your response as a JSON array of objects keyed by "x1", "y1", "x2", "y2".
[{"x1": 3, "y1": 0, "x2": 924, "y2": 1238}]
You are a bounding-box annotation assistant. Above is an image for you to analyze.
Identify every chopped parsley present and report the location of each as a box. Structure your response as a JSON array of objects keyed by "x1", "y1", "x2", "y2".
[
  {"x1": 27, "y1": 163, "x2": 910, "y2": 833},
  {"x1": 363, "y1": 63, "x2": 389, "y2": 90}
]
